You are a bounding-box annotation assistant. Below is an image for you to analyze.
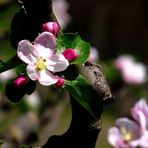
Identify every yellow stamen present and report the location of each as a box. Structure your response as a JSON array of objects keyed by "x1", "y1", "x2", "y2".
[
  {"x1": 120, "y1": 127, "x2": 135, "y2": 141},
  {"x1": 35, "y1": 57, "x2": 46, "y2": 71}
]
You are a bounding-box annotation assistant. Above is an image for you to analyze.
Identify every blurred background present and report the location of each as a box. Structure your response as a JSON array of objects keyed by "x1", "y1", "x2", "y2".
[{"x1": 0, "y1": 0, "x2": 148, "y2": 147}]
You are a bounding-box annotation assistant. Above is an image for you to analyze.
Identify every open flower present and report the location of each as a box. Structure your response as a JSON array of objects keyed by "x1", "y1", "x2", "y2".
[
  {"x1": 17, "y1": 32, "x2": 69, "y2": 86},
  {"x1": 87, "y1": 47, "x2": 99, "y2": 63},
  {"x1": 108, "y1": 118, "x2": 141, "y2": 148},
  {"x1": 114, "y1": 55, "x2": 147, "y2": 85},
  {"x1": 53, "y1": 0, "x2": 71, "y2": 29},
  {"x1": 130, "y1": 99, "x2": 148, "y2": 147},
  {"x1": 131, "y1": 99, "x2": 148, "y2": 132},
  {"x1": 108, "y1": 99, "x2": 148, "y2": 148}
]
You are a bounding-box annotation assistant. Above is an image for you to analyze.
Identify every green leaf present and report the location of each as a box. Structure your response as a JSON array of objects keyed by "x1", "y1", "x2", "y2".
[
  {"x1": 0, "y1": 55, "x2": 22, "y2": 74},
  {"x1": 56, "y1": 33, "x2": 90, "y2": 64},
  {"x1": 64, "y1": 75, "x2": 102, "y2": 119}
]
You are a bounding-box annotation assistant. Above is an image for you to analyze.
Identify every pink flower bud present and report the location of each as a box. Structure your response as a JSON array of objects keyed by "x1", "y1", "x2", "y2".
[
  {"x1": 62, "y1": 48, "x2": 78, "y2": 62},
  {"x1": 42, "y1": 21, "x2": 59, "y2": 36},
  {"x1": 13, "y1": 75, "x2": 29, "y2": 88},
  {"x1": 54, "y1": 78, "x2": 65, "y2": 88}
]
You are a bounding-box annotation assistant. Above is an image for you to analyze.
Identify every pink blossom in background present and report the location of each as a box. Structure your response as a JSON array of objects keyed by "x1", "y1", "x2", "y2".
[
  {"x1": 130, "y1": 99, "x2": 148, "y2": 147},
  {"x1": 108, "y1": 118, "x2": 140, "y2": 148},
  {"x1": 114, "y1": 55, "x2": 147, "y2": 85},
  {"x1": 114, "y1": 55, "x2": 134, "y2": 71},
  {"x1": 53, "y1": 0, "x2": 71, "y2": 29},
  {"x1": 108, "y1": 99, "x2": 148, "y2": 148},
  {"x1": 131, "y1": 99, "x2": 148, "y2": 132},
  {"x1": 87, "y1": 47, "x2": 99, "y2": 63},
  {"x1": 17, "y1": 32, "x2": 69, "y2": 86}
]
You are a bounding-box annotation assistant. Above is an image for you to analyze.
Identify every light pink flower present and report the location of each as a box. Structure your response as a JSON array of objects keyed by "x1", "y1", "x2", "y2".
[
  {"x1": 53, "y1": 0, "x2": 71, "y2": 29},
  {"x1": 129, "y1": 99, "x2": 148, "y2": 147},
  {"x1": 114, "y1": 55, "x2": 147, "y2": 85},
  {"x1": 114, "y1": 55, "x2": 134, "y2": 71},
  {"x1": 108, "y1": 118, "x2": 140, "y2": 148},
  {"x1": 131, "y1": 99, "x2": 148, "y2": 133},
  {"x1": 17, "y1": 32, "x2": 69, "y2": 86},
  {"x1": 108, "y1": 99, "x2": 148, "y2": 148},
  {"x1": 87, "y1": 47, "x2": 99, "y2": 63},
  {"x1": 122, "y1": 63, "x2": 146, "y2": 85}
]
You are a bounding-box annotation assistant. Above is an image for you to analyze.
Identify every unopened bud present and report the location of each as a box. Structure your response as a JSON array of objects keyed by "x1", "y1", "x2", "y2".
[
  {"x1": 5, "y1": 75, "x2": 36, "y2": 103},
  {"x1": 42, "y1": 21, "x2": 59, "y2": 36},
  {"x1": 62, "y1": 48, "x2": 78, "y2": 62},
  {"x1": 54, "y1": 78, "x2": 65, "y2": 88},
  {"x1": 13, "y1": 75, "x2": 29, "y2": 88}
]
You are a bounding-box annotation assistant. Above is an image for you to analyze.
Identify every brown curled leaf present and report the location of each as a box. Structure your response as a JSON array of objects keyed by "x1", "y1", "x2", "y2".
[{"x1": 78, "y1": 61, "x2": 114, "y2": 105}]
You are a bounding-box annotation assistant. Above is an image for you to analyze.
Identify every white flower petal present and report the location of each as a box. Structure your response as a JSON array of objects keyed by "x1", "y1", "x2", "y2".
[
  {"x1": 46, "y1": 54, "x2": 69, "y2": 72},
  {"x1": 37, "y1": 70, "x2": 57, "y2": 86},
  {"x1": 107, "y1": 127, "x2": 123, "y2": 146},
  {"x1": 17, "y1": 40, "x2": 38, "y2": 64},
  {"x1": 26, "y1": 65, "x2": 38, "y2": 80},
  {"x1": 131, "y1": 99, "x2": 148, "y2": 131},
  {"x1": 34, "y1": 32, "x2": 56, "y2": 49},
  {"x1": 34, "y1": 44, "x2": 54, "y2": 59}
]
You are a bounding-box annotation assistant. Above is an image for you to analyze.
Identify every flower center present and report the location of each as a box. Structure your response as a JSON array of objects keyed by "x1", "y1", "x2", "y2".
[
  {"x1": 120, "y1": 127, "x2": 135, "y2": 141},
  {"x1": 35, "y1": 57, "x2": 46, "y2": 71}
]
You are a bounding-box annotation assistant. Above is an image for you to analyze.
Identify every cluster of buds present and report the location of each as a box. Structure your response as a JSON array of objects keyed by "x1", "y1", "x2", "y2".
[
  {"x1": 5, "y1": 21, "x2": 79, "y2": 103},
  {"x1": 42, "y1": 21, "x2": 78, "y2": 87}
]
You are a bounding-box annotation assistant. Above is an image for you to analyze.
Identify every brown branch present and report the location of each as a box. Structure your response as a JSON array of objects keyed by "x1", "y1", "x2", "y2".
[{"x1": 42, "y1": 62, "x2": 114, "y2": 148}]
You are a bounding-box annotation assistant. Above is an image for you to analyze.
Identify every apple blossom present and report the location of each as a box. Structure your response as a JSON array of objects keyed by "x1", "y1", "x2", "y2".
[
  {"x1": 114, "y1": 55, "x2": 134, "y2": 71},
  {"x1": 87, "y1": 47, "x2": 99, "y2": 63},
  {"x1": 108, "y1": 99, "x2": 148, "y2": 148},
  {"x1": 53, "y1": 0, "x2": 71, "y2": 29},
  {"x1": 108, "y1": 118, "x2": 140, "y2": 148},
  {"x1": 114, "y1": 55, "x2": 147, "y2": 85},
  {"x1": 131, "y1": 99, "x2": 148, "y2": 132},
  {"x1": 17, "y1": 32, "x2": 69, "y2": 86}
]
